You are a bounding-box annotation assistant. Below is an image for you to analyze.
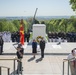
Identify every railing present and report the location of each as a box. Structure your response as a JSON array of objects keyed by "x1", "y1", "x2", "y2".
[
  {"x1": 0, "y1": 66, "x2": 10, "y2": 75},
  {"x1": 63, "y1": 58, "x2": 76, "y2": 75},
  {"x1": 0, "y1": 57, "x2": 23, "y2": 75}
]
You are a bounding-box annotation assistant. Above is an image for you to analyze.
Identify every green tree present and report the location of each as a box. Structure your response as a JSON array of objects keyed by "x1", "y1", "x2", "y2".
[
  {"x1": 70, "y1": 0, "x2": 76, "y2": 11},
  {"x1": 41, "y1": 21, "x2": 45, "y2": 24},
  {"x1": 0, "y1": 19, "x2": 7, "y2": 31},
  {"x1": 7, "y1": 21, "x2": 18, "y2": 32},
  {"x1": 34, "y1": 19, "x2": 39, "y2": 24},
  {"x1": 12, "y1": 20, "x2": 20, "y2": 30},
  {"x1": 23, "y1": 20, "x2": 28, "y2": 32},
  {"x1": 0, "y1": 22, "x2": 3, "y2": 32}
]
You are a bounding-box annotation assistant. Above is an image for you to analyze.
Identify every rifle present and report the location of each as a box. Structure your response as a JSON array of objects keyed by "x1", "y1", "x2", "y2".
[{"x1": 13, "y1": 42, "x2": 19, "y2": 50}]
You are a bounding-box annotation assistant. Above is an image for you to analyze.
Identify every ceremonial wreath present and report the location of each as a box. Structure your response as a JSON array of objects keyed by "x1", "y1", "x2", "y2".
[{"x1": 36, "y1": 36, "x2": 43, "y2": 42}]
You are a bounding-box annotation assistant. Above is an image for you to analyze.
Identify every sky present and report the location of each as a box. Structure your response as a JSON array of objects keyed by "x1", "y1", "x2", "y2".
[{"x1": 0, "y1": 0, "x2": 76, "y2": 17}]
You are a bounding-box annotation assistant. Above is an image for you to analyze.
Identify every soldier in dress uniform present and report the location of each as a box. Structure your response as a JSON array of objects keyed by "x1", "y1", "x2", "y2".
[
  {"x1": 26, "y1": 32, "x2": 30, "y2": 43},
  {"x1": 24, "y1": 31, "x2": 27, "y2": 42},
  {"x1": 0, "y1": 36, "x2": 4, "y2": 54}
]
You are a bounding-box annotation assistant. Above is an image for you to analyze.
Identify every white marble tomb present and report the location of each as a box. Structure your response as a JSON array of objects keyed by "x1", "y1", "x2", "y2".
[{"x1": 33, "y1": 24, "x2": 46, "y2": 40}]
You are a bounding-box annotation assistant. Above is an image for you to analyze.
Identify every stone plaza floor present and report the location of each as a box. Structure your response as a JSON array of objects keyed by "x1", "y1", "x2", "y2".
[{"x1": 0, "y1": 42, "x2": 76, "y2": 75}]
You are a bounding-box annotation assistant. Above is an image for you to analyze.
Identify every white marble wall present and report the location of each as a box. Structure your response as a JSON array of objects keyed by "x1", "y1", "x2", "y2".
[{"x1": 33, "y1": 24, "x2": 46, "y2": 39}]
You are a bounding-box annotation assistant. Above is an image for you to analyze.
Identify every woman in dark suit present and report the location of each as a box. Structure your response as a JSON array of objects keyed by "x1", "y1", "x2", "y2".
[{"x1": 32, "y1": 39, "x2": 37, "y2": 58}]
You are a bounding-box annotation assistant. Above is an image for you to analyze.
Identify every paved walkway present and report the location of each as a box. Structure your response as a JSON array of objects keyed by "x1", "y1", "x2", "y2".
[{"x1": 0, "y1": 42, "x2": 76, "y2": 75}]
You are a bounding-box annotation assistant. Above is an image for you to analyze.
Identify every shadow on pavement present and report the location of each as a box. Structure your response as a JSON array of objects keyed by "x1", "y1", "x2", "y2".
[
  {"x1": 10, "y1": 70, "x2": 18, "y2": 75},
  {"x1": 28, "y1": 56, "x2": 35, "y2": 62},
  {"x1": 10, "y1": 69, "x2": 23, "y2": 75},
  {"x1": 36, "y1": 57, "x2": 43, "y2": 63}
]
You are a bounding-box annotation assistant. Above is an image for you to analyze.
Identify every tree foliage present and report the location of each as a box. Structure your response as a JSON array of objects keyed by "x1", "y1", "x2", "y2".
[
  {"x1": 0, "y1": 17, "x2": 76, "y2": 33},
  {"x1": 45, "y1": 17, "x2": 76, "y2": 33},
  {"x1": 0, "y1": 19, "x2": 28, "y2": 32},
  {"x1": 70, "y1": 0, "x2": 76, "y2": 11}
]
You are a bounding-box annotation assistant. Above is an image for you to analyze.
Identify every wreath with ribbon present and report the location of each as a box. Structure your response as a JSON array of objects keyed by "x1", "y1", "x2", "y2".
[{"x1": 36, "y1": 36, "x2": 43, "y2": 43}]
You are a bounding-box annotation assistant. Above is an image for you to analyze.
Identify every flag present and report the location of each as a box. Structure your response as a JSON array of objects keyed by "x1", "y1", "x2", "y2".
[{"x1": 20, "y1": 19, "x2": 24, "y2": 45}]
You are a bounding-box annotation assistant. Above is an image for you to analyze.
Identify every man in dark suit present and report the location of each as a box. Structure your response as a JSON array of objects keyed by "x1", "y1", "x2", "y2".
[{"x1": 40, "y1": 37, "x2": 45, "y2": 59}]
